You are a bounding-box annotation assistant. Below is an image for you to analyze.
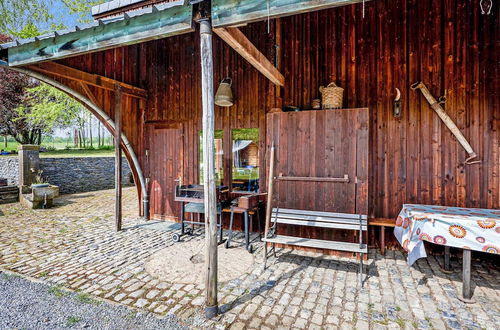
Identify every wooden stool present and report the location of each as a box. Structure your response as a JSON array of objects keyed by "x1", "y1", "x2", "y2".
[
  {"x1": 223, "y1": 204, "x2": 261, "y2": 253},
  {"x1": 368, "y1": 218, "x2": 396, "y2": 255}
]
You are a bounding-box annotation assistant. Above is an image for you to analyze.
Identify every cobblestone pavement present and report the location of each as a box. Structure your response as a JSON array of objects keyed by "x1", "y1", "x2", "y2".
[{"x1": 0, "y1": 188, "x2": 499, "y2": 329}]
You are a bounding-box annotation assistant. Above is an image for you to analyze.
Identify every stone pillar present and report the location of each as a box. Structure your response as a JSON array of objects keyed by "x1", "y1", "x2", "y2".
[{"x1": 18, "y1": 145, "x2": 40, "y2": 193}]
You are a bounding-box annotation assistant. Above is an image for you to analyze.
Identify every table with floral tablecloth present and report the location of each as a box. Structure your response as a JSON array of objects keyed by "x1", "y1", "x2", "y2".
[
  {"x1": 394, "y1": 204, "x2": 500, "y2": 266},
  {"x1": 394, "y1": 204, "x2": 500, "y2": 302}
]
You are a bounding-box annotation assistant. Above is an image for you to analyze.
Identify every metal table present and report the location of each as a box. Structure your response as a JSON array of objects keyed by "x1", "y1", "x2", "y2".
[{"x1": 394, "y1": 204, "x2": 500, "y2": 303}]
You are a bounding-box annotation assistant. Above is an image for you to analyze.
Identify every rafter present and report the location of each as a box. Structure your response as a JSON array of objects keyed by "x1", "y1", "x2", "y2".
[
  {"x1": 79, "y1": 82, "x2": 101, "y2": 108},
  {"x1": 29, "y1": 62, "x2": 147, "y2": 99},
  {"x1": 214, "y1": 27, "x2": 284, "y2": 86}
]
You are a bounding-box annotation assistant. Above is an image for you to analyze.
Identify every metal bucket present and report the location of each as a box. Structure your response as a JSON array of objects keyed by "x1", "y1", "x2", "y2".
[{"x1": 215, "y1": 78, "x2": 233, "y2": 107}]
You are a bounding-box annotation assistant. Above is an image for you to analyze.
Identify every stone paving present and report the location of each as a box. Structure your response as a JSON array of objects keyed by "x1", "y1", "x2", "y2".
[{"x1": 0, "y1": 188, "x2": 499, "y2": 329}]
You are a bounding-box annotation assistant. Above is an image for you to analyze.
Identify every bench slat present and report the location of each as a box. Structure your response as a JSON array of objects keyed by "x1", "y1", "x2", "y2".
[
  {"x1": 263, "y1": 235, "x2": 368, "y2": 253},
  {"x1": 273, "y1": 208, "x2": 367, "y2": 220},
  {"x1": 272, "y1": 217, "x2": 367, "y2": 231},
  {"x1": 272, "y1": 213, "x2": 367, "y2": 226}
]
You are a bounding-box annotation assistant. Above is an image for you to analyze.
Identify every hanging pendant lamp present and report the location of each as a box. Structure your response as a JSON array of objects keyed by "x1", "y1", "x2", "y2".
[{"x1": 215, "y1": 78, "x2": 233, "y2": 107}]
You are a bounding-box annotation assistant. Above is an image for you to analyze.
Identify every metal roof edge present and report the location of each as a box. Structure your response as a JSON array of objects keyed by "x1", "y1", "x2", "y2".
[
  {"x1": 3, "y1": 2, "x2": 193, "y2": 67},
  {"x1": 91, "y1": 0, "x2": 184, "y2": 16},
  {"x1": 0, "y1": 1, "x2": 190, "y2": 56}
]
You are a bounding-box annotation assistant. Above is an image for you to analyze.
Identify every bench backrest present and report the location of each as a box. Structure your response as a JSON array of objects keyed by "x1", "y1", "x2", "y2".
[{"x1": 272, "y1": 208, "x2": 367, "y2": 231}]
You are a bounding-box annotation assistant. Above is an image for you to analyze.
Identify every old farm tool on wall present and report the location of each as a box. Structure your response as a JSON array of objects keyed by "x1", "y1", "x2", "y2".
[{"x1": 411, "y1": 81, "x2": 480, "y2": 165}]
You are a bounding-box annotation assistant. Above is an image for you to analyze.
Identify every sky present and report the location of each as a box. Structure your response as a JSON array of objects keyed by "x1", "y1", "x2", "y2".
[{"x1": 45, "y1": 1, "x2": 91, "y2": 31}]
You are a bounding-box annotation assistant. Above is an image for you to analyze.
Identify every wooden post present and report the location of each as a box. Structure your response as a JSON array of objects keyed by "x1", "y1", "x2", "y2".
[
  {"x1": 460, "y1": 249, "x2": 475, "y2": 303},
  {"x1": 199, "y1": 18, "x2": 218, "y2": 319},
  {"x1": 114, "y1": 84, "x2": 123, "y2": 232},
  {"x1": 264, "y1": 142, "x2": 275, "y2": 239},
  {"x1": 444, "y1": 246, "x2": 451, "y2": 271}
]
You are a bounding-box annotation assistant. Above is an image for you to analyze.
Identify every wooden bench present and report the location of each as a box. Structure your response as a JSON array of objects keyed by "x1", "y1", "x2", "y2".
[
  {"x1": 263, "y1": 208, "x2": 368, "y2": 285},
  {"x1": 368, "y1": 218, "x2": 396, "y2": 255}
]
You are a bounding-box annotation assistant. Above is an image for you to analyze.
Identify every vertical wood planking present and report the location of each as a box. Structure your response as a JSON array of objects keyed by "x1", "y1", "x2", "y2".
[{"x1": 53, "y1": 0, "x2": 498, "y2": 240}]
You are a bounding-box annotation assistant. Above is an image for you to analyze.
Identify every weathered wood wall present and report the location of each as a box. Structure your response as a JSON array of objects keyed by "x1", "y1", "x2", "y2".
[
  {"x1": 279, "y1": 0, "x2": 499, "y2": 219},
  {"x1": 267, "y1": 109, "x2": 369, "y2": 215},
  {"x1": 267, "y1": 109, "x2": 369, "y2": 246},
  {"x1": 50, "y1": 0, "x2": 498, "y2": 231}
]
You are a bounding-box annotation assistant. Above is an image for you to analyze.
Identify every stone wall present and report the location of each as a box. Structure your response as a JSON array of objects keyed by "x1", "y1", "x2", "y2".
[
  {"x1": 0, "y1": 156, "x2": 133, "y2": 194},
  {"x1": 0, "y1": 157, "x2": 19, "y2": 185}
]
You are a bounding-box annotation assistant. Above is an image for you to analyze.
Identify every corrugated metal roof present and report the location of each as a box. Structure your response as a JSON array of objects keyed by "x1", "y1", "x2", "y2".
[
  {"x1": 92, "y1": 0, "x2": 152, "y2": 16},
  {"x1": 0, "y1": 0, "x2": 184, "y2": 51}
]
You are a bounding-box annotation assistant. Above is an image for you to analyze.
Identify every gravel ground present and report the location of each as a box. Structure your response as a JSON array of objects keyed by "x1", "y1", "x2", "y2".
[{"x1": 0, "y1": 272, "x2": 189, "y2": 330}]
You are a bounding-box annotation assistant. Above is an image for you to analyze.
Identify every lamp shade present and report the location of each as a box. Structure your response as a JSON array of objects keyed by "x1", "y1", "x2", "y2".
[{"x1": 215, "y1": 78, "x2": 233, "y2": 107}]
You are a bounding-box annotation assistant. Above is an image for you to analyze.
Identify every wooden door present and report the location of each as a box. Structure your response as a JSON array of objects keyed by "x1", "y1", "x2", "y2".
[
  {"x1": 266, "y1": 109, "x2": 369, "y2": 241},
  {"x1": 148, "y1": 125, "x2": 184, "y2": 220}
]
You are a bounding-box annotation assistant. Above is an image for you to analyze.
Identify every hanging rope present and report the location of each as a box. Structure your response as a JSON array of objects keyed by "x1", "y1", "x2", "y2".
[{"x1": 362, "y1": 0, "x2": 366, "y2": 19}]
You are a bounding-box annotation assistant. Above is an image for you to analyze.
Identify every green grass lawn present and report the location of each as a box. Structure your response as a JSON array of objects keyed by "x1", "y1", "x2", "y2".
[
  {"x1": 0, "y1": 140, "x2": 115, "y2": 158},
  {"x1": 0, "y1": 141, "x2": 22, "y2": 152},
  {"x1": 1, "y1": 141, "x2": 73, "y2": 151}
]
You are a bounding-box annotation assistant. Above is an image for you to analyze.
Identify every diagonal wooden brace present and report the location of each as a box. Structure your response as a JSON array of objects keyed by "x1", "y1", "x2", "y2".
[{"x1": 411, "y1": 81, "x2": 480, "y2": 165}]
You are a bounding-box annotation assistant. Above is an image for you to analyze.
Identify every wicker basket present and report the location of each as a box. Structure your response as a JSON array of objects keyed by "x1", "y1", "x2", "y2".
[{"x1": 320, "y1": 82, "x2": 344, "y2": 109}]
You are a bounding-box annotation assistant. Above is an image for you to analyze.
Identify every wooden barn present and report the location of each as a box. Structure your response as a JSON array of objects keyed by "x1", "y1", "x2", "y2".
[{"x1": 1, "y1": 0, "x2": 498, "y2": 311}]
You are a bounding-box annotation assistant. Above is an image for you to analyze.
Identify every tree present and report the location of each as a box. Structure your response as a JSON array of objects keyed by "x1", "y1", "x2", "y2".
[
  {"x1": 61, "y1": 0, "x2": 106, "y2": 24},
  {"x1": 0, "y1": 0, "x2": 52, "y2": 35},
  {"x1": 0, "y1": 1, "x2": 107, "y2": 146},
  {"x1": 0, "y1": 30, "x2": 86, "y2": 145},
  {"x1": 24, "y1": 83, "x2": 84, "y2": 130},
  {"x1": 0, "y1": 0, "x2": 106, "y2": 36},
  {"x1": 0, "y1": 33, "x2": 41, "y2": 144}
]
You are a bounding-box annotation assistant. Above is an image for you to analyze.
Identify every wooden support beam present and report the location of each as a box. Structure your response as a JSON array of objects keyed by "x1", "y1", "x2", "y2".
[
  {"x1": 30, "y1": 62, "x2": 147, "y2": 99},
  {"x1": 214, "y1": 27, "x2": 284, "y2": 87},
  {"x1": 114, "y1": 84, "x2": 123, "y2": 232},
  {"x1": 7, "y1": 3, "x2": 193, "y2": 66},
  {"x1": 79, "y1": 82, "x2": 101, "y2": 108},
  {"x1": 212, "y1": 0, "x2": 369, "y2": 27},
  {"x1": 199, "y1": 19, "x2": 219, "y2": 319}
]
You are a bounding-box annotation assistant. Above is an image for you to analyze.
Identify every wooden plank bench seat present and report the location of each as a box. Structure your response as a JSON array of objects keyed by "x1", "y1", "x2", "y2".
[
  {"x1": 263, "y1": 208, "x2": 368, "y2": 285},
  {"x1": 263, "y1": 235, "x2": 367, "y2": 253}
]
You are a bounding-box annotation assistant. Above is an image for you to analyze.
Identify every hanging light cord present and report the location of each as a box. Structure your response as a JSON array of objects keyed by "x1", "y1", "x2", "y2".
[
  {"x1": 267, "y1": 0, "x2": 271, "y2": 33},
  {"x1": 362, "y1": 0, "x2": 366, "y2": 19}
]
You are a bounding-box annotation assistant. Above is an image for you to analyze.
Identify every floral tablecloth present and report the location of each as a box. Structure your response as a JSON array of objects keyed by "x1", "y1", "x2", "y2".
[{"x1": 394, "y1": 204, "x2": 500, "y2": 265}]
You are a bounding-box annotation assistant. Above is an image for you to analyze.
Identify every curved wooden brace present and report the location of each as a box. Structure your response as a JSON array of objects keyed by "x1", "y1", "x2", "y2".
[{"x1": 1, "y1": 64, "x2": 149, "y2": 218}]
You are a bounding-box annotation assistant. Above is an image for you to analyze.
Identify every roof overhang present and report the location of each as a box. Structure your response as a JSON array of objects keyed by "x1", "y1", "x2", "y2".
[
  {"x1": 212, "y1": 0, "x2": 371, "y2": 27},
  {"x1": 0, "y1": 1, "x2": 193, "y2": 67},
  {"x1": 0, "y1": 0, "x2": 372, "y2": 67}
]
